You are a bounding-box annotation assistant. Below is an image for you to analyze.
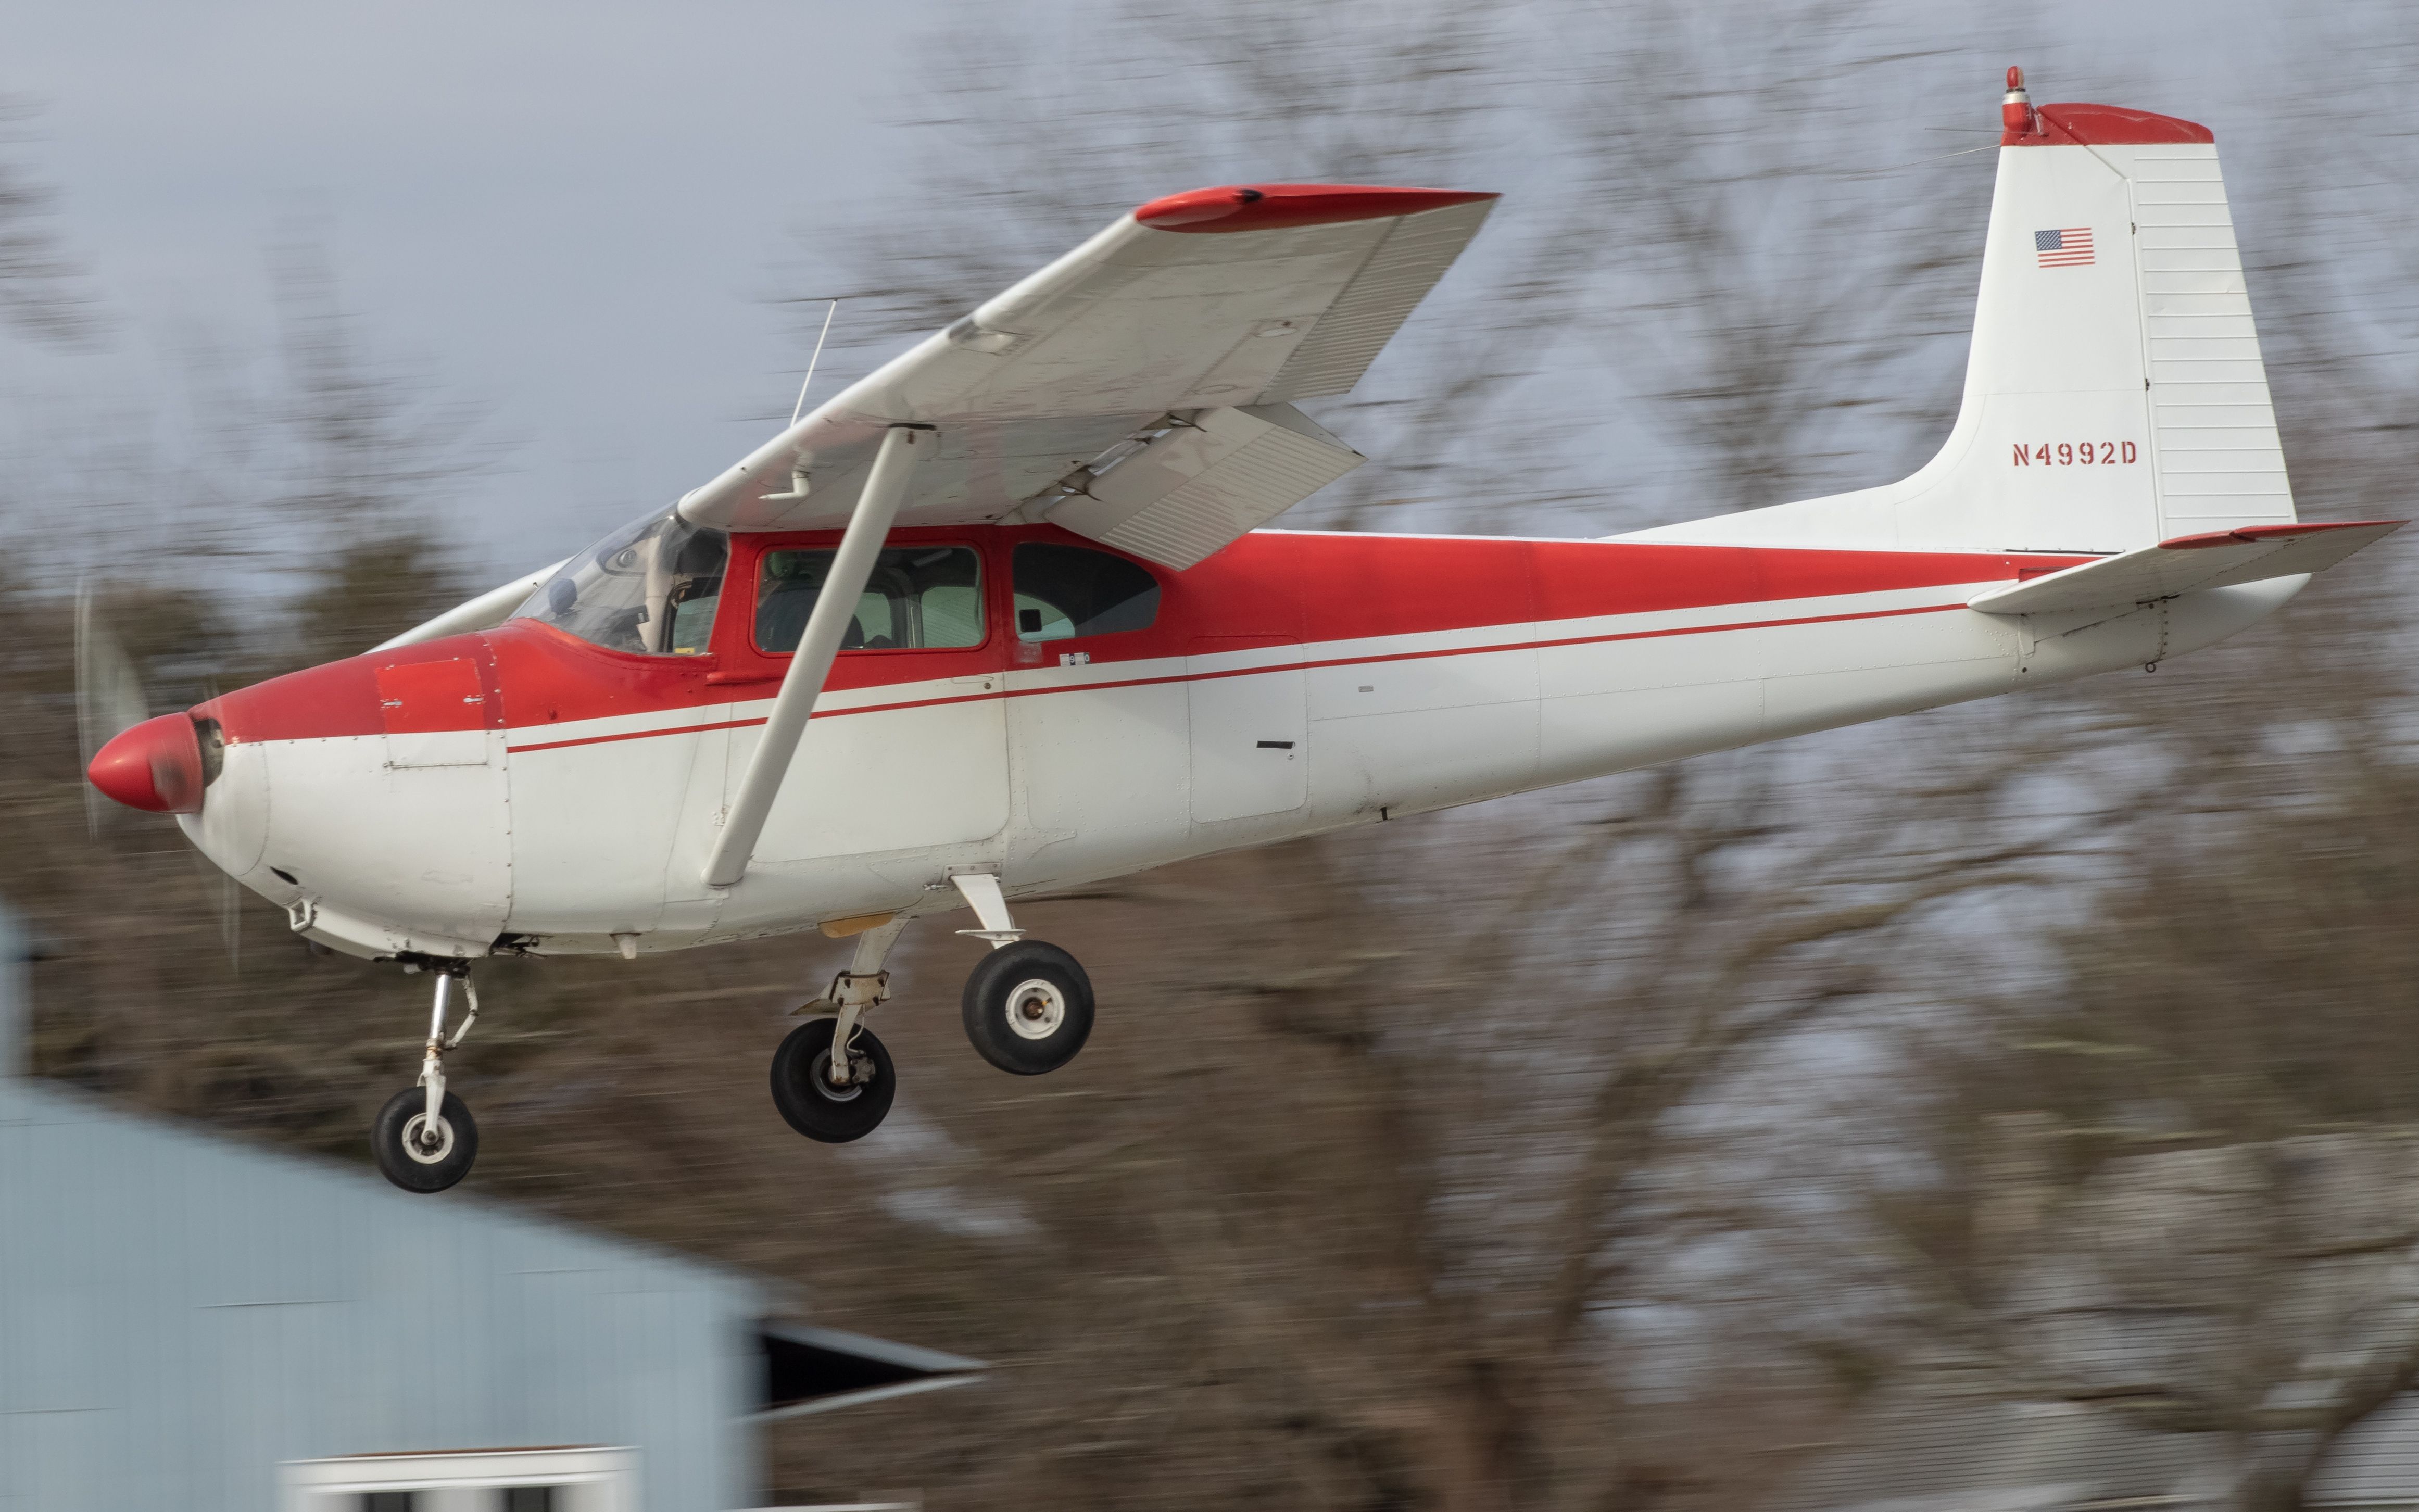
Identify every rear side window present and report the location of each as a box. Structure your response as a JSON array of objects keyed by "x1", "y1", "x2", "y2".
[
  {"x1": 756, "y1": 546, "x2": 984, "y2": 653},
  {"x1": 1012, "y1": 544, "x2": 1160, "y2": 642}
]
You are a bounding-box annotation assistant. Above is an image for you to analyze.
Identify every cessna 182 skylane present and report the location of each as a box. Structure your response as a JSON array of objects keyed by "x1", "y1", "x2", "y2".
[{"x1": 85, "y1": 69, "x2": 2400, "y2": 1192}]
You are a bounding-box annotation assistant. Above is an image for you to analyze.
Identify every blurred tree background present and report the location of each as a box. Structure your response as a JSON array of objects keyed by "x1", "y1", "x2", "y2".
[{"x1": 4, "y1": 3, "x2": 2418, "y2": 1510}]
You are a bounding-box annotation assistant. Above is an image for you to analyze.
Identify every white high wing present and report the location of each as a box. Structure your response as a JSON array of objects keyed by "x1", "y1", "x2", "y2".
[{"x1": 680, "y1": 185, "x2": 1498, "y2": 564}]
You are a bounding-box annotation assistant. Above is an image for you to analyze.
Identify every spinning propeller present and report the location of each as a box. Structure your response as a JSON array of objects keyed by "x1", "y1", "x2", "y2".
[
  {"x1": 75, "y1": 583, "x2": 211, "y2": 821},
  {"x1": 75, "y1": 584, "x2": 240, "y2": 960}
]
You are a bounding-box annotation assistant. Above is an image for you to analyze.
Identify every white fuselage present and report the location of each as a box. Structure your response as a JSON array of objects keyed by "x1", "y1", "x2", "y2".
[{"x1": 179, "y1": 526, "x2": 2300, "y2": 962}]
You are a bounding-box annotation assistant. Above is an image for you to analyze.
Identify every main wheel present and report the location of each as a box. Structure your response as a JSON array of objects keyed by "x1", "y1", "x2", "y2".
[
  {"x1": 962, "y1": 940, "x2": 1095, "y2": 1076},
  {"x1": 770, "y1": 1017, "x2": 897, "y2": 1143},
  {"x1": 371, "y1": 1087, "x2": 480, "y2": 1193}
]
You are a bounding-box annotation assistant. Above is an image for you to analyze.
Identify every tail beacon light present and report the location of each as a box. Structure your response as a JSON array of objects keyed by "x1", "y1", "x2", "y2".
[
  {"x1": 2002, "y1": 65, "x2": 2037, "y2": 137},
  {"x1": 87, "y1": 712, "x2": 207, "y2": 814}
]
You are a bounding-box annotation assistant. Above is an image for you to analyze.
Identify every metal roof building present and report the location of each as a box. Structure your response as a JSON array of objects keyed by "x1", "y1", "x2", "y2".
[
  {"x1": 0, "y1": 910, "x2": 977, "y2": 1511},
  {"x1": 1773, "y1": 1381, "x2": 2419, "y2": 1512}
]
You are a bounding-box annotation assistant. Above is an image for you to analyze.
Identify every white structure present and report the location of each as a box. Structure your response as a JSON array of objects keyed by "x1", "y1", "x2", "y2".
[{"x1": 282, "y1": 1447, "x2": 641, "y2": 1511}]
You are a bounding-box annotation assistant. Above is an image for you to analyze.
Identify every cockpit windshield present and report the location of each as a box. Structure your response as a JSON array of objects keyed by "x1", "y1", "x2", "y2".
[{"x1": 513, "y1": 507, "x2": 728, "y2": 656}]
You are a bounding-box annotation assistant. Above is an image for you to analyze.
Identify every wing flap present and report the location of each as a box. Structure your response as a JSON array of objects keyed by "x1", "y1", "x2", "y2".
[
  {"x1": 1969, "y1": 520, "x2": 2402, "y2": 615},
  {"x1": 1044, "y1": 404, "x2": 1365, "y2": 569}
]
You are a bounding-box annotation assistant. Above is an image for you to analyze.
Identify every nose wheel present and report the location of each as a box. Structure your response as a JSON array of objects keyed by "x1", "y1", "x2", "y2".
[
  {"x1": 769, "y1": 1016, "x2": 898, "y2": 1142},
  {"x1": 372, "y1": 962, "x2": 481, "y2": 1194},
  {"x1": 372, "y1": 1086, "x2": 480, "y2": 1193}
]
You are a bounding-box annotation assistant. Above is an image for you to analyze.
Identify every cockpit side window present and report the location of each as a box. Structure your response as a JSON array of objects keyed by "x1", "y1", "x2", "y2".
[
  {"x1": 754, "y1": 546, "x2": 984, "y2": 654},
  {"x1": 1012, "y1": 544, "x2": 1160, "y2": 641},
  {"x1": 513, "y1": 507, "x2": 728, "y2": 655}
]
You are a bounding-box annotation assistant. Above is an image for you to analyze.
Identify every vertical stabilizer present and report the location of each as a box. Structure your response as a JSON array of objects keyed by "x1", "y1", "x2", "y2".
[{"x1": 1622, "y1": 68, "x2": 2294, "y2": 555}]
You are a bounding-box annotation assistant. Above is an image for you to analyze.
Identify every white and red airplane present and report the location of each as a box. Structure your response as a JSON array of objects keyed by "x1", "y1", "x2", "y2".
[{"x1": 84, "y1": 69, "x2": 2399, "y2": 1192}]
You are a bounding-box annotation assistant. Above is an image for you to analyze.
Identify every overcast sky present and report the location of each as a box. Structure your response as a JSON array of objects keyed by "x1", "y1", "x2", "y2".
[
  {"x1": 2, "y1": 0, "x2": 2343, "y2": 582},
  {"x1": 8, "y1": 1, "x2": 914, "y2": 573}
]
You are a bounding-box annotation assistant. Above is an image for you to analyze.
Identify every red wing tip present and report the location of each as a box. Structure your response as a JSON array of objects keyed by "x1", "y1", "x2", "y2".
[
  {"x1": 2159, "y1": 520, "x2": 2405, "y2": 550},
  {"x1": 1135, "y1": 184, "x2": 1500, "y2": 233},
  {"x1": 2004, "y1": 102, "x2": 2214, "y2": 147}
]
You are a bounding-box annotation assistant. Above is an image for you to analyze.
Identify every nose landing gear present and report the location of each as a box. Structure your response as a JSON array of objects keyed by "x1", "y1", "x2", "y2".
[
  {"x1": 769, "y1": 1015, "x2": 898, "y2": 1143},
  {"x1": 771, "y1": 918, "x2": 906, "y2": 1143},
  {"x1": 372, "y1": 962, "x2": 481, "y2": 1194}
]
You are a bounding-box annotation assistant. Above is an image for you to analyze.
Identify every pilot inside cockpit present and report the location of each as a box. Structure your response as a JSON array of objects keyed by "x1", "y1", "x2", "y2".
[
  {"x1": 753, "y1": 546, "x2": 983, "y2": 653},
  {"x1": 515, "y1": 507, "x2": 728, "y2": 655}
]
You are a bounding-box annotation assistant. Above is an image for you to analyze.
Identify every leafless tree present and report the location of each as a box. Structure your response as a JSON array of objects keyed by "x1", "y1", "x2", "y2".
[
  {"x1": 787, "y1": 1, "x2": 1997, "y2": 544},
  {"x1": 260, "y1": 237, "x2": 489, "y2": 666},
  {"x1": 0, "y1": 96, "x2": 101, "y2": 346},
  {"x1": 1803, "y1": 744, "x2": 2419, "y2": 1511},
  {"x1": 1560, "y1": 5, "x2": 1992, "y2": 520}
]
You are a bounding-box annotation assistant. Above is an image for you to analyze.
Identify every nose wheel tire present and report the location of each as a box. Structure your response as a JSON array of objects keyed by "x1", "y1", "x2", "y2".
[
  {"x1": 770, "y1": 1017, "x2": 897, "y2": 1143},
  {"x1": 962, "y1": 940, "x2": 1094, "y2": 1076},
  {"x1": 371, "y1": 1088, "x2": 480, "y2": 1193}
]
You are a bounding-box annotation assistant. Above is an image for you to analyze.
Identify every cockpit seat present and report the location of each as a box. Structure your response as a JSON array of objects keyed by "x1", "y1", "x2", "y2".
[{"x1": 755, "y1": 582, "x2": 819, "y2": 653}]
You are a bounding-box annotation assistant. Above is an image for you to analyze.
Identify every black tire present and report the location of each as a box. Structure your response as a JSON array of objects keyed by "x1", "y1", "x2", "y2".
[
  {"x1": 371, "y1": 1087, "x2": 480, "y2": 1194},
  {"x1": 962, "y1": 940, "x2": 1095, "y2": 1076},
  {"x1": 770, "y1": 1017, "x2": 897, "y2": 1143}
]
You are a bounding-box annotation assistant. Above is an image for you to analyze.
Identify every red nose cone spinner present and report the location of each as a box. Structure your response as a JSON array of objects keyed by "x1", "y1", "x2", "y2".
[{"x1": 87, "y1": 713, "x2": 207, "y2": 814}]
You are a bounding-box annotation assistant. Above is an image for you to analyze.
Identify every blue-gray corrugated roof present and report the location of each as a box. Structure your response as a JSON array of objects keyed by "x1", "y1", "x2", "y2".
[
  {"x1": 0, "y1": 1072, "x2": 770, "y2": 1512},
  {"x1": 2310, "y1": 1393, "x2": 2419, "y2": 1505}
]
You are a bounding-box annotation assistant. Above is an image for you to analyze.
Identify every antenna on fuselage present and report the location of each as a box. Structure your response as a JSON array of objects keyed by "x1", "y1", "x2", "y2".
[{"x1": 787, "y1": 299, "x2": 840, "y2": 430}]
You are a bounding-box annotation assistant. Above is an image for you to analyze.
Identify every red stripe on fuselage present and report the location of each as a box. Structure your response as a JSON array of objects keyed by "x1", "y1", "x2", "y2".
[
  {"x1": 500, "y1": 599, "x2": 1972, "y2": 756},
  {"x1": 199, "y1": 525, "x2": 2084, "y2": 748}
]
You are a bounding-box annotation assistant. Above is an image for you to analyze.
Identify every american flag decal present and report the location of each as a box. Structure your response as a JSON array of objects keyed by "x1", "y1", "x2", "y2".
[{"x1": 2035, "y1": 227, "x2": 2095, "y2": 267}]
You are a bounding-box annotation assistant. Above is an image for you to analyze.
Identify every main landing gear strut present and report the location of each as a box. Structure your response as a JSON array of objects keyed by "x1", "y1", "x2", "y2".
[
  {"x1": 950, "y1": 873, "x2": 1096, "y2": 1078},
  {"x1": 767, "y1": 874, "x2": 1097, "y2": 1145},
  {"x1": 372, "y1": 961, "x2": 481, "y2": 1193}
]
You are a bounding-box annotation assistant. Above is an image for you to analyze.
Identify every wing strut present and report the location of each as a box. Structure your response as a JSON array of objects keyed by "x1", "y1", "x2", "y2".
[{"x1": 703, "y1": 423, "x2": 930, "y2": 889}]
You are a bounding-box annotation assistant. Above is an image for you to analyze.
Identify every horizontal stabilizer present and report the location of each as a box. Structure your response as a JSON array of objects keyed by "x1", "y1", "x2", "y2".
[{"x1": 1969, "y1": 521, "x2": 2402, "y2": 615}]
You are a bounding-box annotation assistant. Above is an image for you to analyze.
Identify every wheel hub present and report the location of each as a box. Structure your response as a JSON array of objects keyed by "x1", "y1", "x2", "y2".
[
  {"x1": 810, "y1": 1047, "x2": 865, "y2": 1101},
  {"x1": 1005, "y1": 979, "x2": 1065, "y2": 1040},
  {"x1": 401, "y1": 1112, "x2": 455, "y2": 1165}
]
